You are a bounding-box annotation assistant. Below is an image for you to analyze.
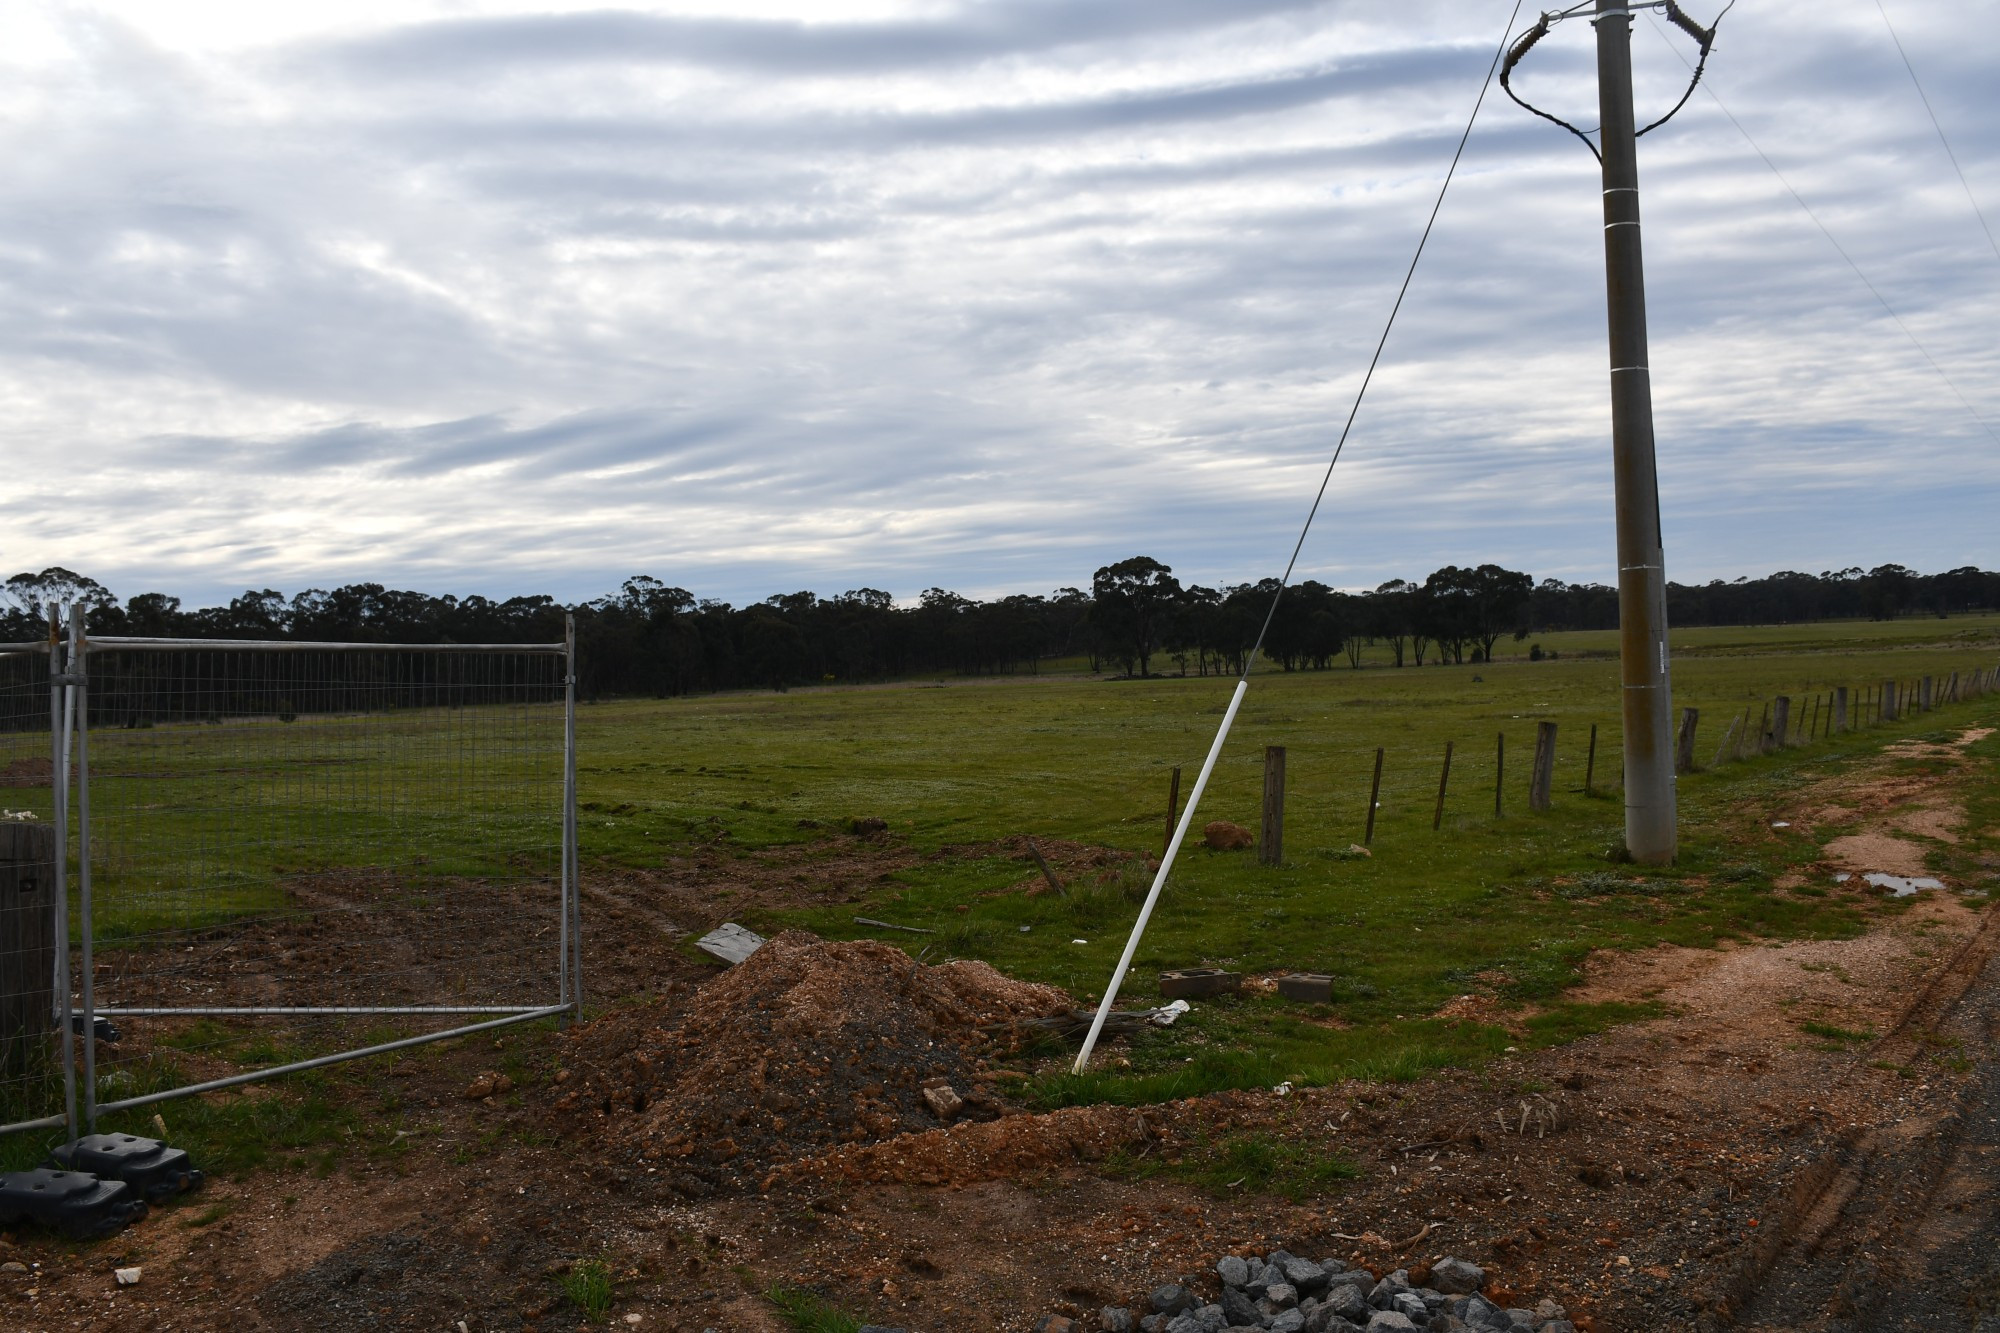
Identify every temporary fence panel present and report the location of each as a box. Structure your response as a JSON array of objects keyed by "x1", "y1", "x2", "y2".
[
  {"x1": 0, "y1": 632, "x2": 68, "y2": 1139},
  {"x1": 1, "y1": 622, "x2": 579, "y2": 1143}
]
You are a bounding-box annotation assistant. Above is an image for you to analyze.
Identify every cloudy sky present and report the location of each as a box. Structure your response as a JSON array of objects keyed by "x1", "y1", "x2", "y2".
[{"x1": 2, "y1": 0, "x2": 1995, "y2": 609}]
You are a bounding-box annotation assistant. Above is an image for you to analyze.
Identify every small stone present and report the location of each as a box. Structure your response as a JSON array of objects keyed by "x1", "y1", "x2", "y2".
[
  {"x1": 1368, "y1": 1270, "x2": 1412, "y2": 1309},
  {"x1": 1192, "y1": 1304, "x2": 1227, "y2": 1333},
  {"x1": 1269, "y1": 1311, "x2": 1306, "y2": 1333},
  {"x1": 114, "y1": 1267, "x2": 141, "y2": 1287},
  {"x1": 1364, "y1": 1314, "x2": 1418, "y2": 1333},
  {"x1": 1260, "y1": 1281, "x2": 1299, "y2": 1312},
  {"x1": 1543, "y1": 1323, "x2": 1578, "y2": 1333},
  {"x1": 1462, "y1": 1295, "x2": 1512, "y2": 1330},
  {"x1": 921, "y1": 1084, "x2": 964, "y2": 1120},
  {"x1": 1505, "y1": 1310, "x2": 1537, "y2": 1328},
  {"x1": 1139, "y1": 1317, "x2": 1164, "y2": 1333},
  {"x1": 1152, "y1": 1285, "x2": 1193, "y2": 1316},
  {"x1": 1533, "y1": 1299, "x2": 1566, "y2": 1322},
  {"x1": 624, "y1": 1317, "x2": 643, "y2": 1327},
  {"x1": 462, "y1": 1074, "x2": 496, "y2": 1099},
  {"x1": 1389, "y1": 1293, "x2": 1427, "y2": 1322},
  {"x1": 1034, "y1": 1319, "x2": 1077, "y2": 1333},
  {"x1": 1164, "y1": 1315, "x2": 1203, "y2": 1333},
  {"x1": 1280, "y1": 1256, "x2": 1330, "y2": 1294},
  {"x1": 1429, "y1": 1258, "x2": 1486, "y2": 1296},
  {"x1": 1, "y1": 1262, "x2": 27, "y2": 1274},
  {"x1": 1319, "y1": 1282, "x2": 1370, "y2": 1323},
  {"x1": 1100, "y1": 1307, "x2": 1136, "y2": 1332},
  {"x1": 1304, "y1": 1304, "x2": 1364, "y2": 1333},
  {"x1": 1221, "y1": 1286, "x2": 1263, "y2": 1327},
  {"x1": 1216, "y1": 1256, "x2": 1251, "y2": 1289}
]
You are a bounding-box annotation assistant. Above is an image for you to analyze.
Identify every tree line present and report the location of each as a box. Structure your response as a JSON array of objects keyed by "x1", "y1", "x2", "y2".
[{"x1": 4, "y1": 561, "x2": 1995, "y2": 699}]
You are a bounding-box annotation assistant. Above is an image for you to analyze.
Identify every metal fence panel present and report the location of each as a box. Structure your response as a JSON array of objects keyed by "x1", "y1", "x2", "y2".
[{"x1": 44, "y1": 630, "x2": 575, "y2": 1136}]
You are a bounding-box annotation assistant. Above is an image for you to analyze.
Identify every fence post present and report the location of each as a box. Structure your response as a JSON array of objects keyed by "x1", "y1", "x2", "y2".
[
  {"x1": 1921, "y1": 676, "x2": 1933, "y2": 711},
  {"x1": 1530, "y1": 721, "x2": 1558, "y2": 811},
  {"x1": 1433, "y1": 742, "x2": 1454, "y2": 831},
  {"x1": 1711, "y1": 714, "x2": 1739, "y2": 769},
  {"x1": 1675, "y1": 708, "x2": 1698, "y2": 773},
  {"x1": 1770, "y1": 697, "x2": 1791, "y2": 750},
  {"x1": 1807, "y1": 695, "x2": 1820, "y2": 741},
  {"x1": 1834, "y1": 686, "x2": 1848, "y2": 734},
  {"x1": 1756, "y1": 702, "x2": 1772, "y2": 754},
  {"x1": 1494, "y1": 732, "x2": 1505, "y2": 818},
  {"x1": 1585, "y1": 723, "x2": 1599, "y2": 794},
  {"x1": 1883, "y1": 680, "x2": 1898, "y2": 722},
  {"x1": 1364, "y1": 748, "x2": 1384, "y2": 845},
  {"x1": 1260, "y1": 746, "x2": 1286, "y2": 867},
  {"x1": 1163, "y1": 766, "x2": 1182, "y2": 859}
]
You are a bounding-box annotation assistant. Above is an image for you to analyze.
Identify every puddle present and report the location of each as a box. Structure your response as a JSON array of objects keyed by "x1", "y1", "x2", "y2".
[{"x1": 1857, "y1": 871, "x2": 1946, "y2": 898}]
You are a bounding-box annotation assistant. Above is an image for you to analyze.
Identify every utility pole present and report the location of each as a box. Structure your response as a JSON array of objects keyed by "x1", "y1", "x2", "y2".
[{"x1": 1594, "y1": 0, "x2": 1675, "y2": 864}]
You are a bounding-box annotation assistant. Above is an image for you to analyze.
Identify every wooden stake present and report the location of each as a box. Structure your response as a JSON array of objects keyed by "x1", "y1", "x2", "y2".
[
  {"x1": 1433, "y1": 741, "x2": 1454, "y2": 831},
  {"x1": 1529, "y1": 721, "x2": 1557, "y2": 812},
  {"x1": 1675, "y1": 708, "x2": 1697, "y2": 774},
  {"x1": 1259, "y1": 746, "x2": 1286, "y2": 867},
  {"x1": 1364, "y1": 747, "x2": 1384, "y2": 845},
  {"x1": 1585, "y1": 723, "x2": 1599, "y2": 794},
  {"x1": 1163, "y1": 766, "x2": 1182, "y2": 859},
  {"x1": 1494, "y1": 732, "x2": 1505, "y2": 818},
  {"x1": 1026, "y1": 838, "x2": 1065, "y2": 895}
]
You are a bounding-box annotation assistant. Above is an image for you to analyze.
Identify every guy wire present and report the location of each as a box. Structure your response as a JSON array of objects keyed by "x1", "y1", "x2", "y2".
[{"x1": 1241, "y1": 0, "x2": 1527, "y2": 681}]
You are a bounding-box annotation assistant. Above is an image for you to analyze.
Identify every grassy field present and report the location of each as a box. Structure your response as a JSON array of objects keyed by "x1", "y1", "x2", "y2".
[
  {"x1": 7, "y1": 614, "x2": 1996, "y2": 1145},
  {"x1": 566, "y1": 615, "x2": 2000, "y2": 1105}
]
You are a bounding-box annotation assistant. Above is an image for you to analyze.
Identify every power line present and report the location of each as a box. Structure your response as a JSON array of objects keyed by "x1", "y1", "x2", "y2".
[
  {"x1": 1874, "y1": 0, "x2": 2000, "y2": 266},
  {"x1": 1242, "y1": 0, "x2": 1527, "y2": 676},
  {"x1": 1072, "y1": 0, "x2": 1526, "y2": 1075},
  {"x1": 1645, "y1": 17, "x2": 1998, "y2": 448}
]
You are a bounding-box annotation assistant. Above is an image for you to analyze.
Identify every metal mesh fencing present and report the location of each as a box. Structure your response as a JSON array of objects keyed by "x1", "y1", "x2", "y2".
[
  {"x1": 49, "y1": 630, "x2": 577, "y2": 1136},
  {"x1": 1, "y1": 637, "x2": 66, "y2": 1137}
]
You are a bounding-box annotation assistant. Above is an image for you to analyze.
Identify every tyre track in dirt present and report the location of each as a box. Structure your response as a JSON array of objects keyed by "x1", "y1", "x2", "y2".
[{"x1": 1730, "y1": 907, "x2": 2000, "y2": 1331}]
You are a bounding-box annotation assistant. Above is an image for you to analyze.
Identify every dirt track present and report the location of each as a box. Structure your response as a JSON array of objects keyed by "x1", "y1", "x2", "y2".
[{"x1": 2, "y1": 733, "x2": 1996, "y2": 1331}]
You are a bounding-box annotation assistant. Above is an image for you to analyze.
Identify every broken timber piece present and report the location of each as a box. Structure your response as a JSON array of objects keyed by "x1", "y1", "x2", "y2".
[
  {"x1": 1158, "y1": 968, "x2": 1239, "y2": 1000},
  {"x1": 1025, "y1": 838, "x2": 1065, "y2": 895},
  {"x1": 694, "y1": 922, "x2": 765, "y2": 965},
  {"x1": 1276, "y1": 973, "x2": 1336, "y2": 1003},
  {"x1": 853, "y1": 917, "x2": 936, "y2": 934}
]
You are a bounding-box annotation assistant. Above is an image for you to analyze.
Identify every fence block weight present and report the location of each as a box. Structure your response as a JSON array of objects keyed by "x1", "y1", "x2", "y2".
[
  {"x1": 1675, "y1": 708, "x2": 1698, "y2": 774},
  {"x1": 1364, "y1": 748, "x2": 1384, "y2": 845},
  {"x1": 1433, "y1": 741, "x2": 1454, "y2": 831},
  {"x1": 1259, "y1": 746, "x2": 1285, "y2": 867},
  {"x1": 1529, "y1": 721, "x2": 1557, "y2": 812}
]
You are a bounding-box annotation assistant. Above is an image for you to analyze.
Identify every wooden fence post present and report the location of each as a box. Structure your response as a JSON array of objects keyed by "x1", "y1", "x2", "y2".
[
  {"x1": 1712, "y1": 714, "x2": 1740, "y2": 769},
  {"x1": 1757, "y1": 702, "x2": 1772, "y2": 753},
  {"x1": 1259, "y1": 747, "x2": 1285, "y2": 867},
  {"x1": 1432, "y1": 741, "x2": 1454, "y2": 831},
  {"x1": 1882, "y1": 680, "x2": 1898, "y2": 722},
  {"x1": 1834, "y1": 686, "x2": 1848, "y2": 734},
  {"x1": 1364, "y1": 748, "x2": 1385, "y2": 845},
  {"x1": 1770, "y1": 697, "x2": 1790, "y2": 750},
  {"x1": 1530, "y1": 721, "x2": 1557, "y2": 811},
  {"x1": 1675, "y1": 708, "x2": 1698, "y2": 773},
  {"x1": 1494, "y1": 732, "x2": 1505, "y2": 818},
  {"x1": 1807, "y1": 695, "x2": 1820, "y2": 741},
  {"x1": 1163, "y1": 766, "x2": 1182, "y2": 858},
  {"x1": 1585, "y1": 723, "x2": 1599, "y2": 794}
]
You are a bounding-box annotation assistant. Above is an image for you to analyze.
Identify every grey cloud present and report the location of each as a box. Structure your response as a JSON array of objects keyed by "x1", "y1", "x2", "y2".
[{"x1": 328, "y1": 0, "x2": 1337, "y2": 79}]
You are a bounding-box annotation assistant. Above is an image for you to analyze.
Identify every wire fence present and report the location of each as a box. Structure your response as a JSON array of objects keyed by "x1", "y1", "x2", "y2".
[
  {"x1": 1239, "y1": 660, "x2": 2000, "y2": 856},
  {"x1": 0, "y1": 618, "x2": 580, "y2": 1146}
]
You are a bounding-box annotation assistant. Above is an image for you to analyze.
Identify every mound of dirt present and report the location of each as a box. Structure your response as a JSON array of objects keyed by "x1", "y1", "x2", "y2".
[{"x1": 549, "y1": 930, "x2": 1070, "y2": 1196}]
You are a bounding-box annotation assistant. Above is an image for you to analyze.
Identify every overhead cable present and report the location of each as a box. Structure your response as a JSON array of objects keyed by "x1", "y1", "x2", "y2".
[
  {"x1": 1873, "y1": 0, "x2": 2000, "y2": 266},
  {"x1": 1070, "y1": 0, "x2": 1527, "y2": 1076}
]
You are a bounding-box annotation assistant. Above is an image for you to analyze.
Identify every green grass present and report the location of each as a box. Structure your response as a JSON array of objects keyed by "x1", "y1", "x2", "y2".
[
  {"x1": 7, "y1": 614, "x2": 1991, "y2": 1151},
  {"x1": 1103, "y1": 1129, "x2": 1361, "y2": 1202},
  {"x1": 1800, "y1": 1020, "x2": 1876, "y2": 1045},
  {"x1": 766, "y1": 1283, "x2": 864, "y2": 1333},
  {"x1": 560, "y1": 1258, "x2": 614, "y2": 1323}
]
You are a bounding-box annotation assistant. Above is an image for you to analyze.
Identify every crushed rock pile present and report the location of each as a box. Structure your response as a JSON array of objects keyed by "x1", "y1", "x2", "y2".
[{"x1": 550, "y1": 930, "x2": 1071, "y2": 1196}]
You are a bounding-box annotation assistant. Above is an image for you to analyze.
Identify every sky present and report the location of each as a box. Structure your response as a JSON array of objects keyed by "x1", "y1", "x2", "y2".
[{"x1": 1, "y1": 0, "x2": 1996, "y2": 610}]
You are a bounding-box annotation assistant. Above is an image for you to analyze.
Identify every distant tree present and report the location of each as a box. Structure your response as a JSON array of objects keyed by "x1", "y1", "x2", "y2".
[
  {"x1": 1091, "y1": 556, "x2": 1182, "y2": 677},
  {"x1": 4, "y1": 567, "x2": 115, "y2": 621}
]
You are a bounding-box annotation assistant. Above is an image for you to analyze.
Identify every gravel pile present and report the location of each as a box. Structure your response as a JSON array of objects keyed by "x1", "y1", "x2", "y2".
[
  {"x1": 549, "y1": 930, "x2": 1070, "y2": 1196},
  {"x1": 1056, "y1": 1253, "x2": 1578, "y2": 1333}
]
